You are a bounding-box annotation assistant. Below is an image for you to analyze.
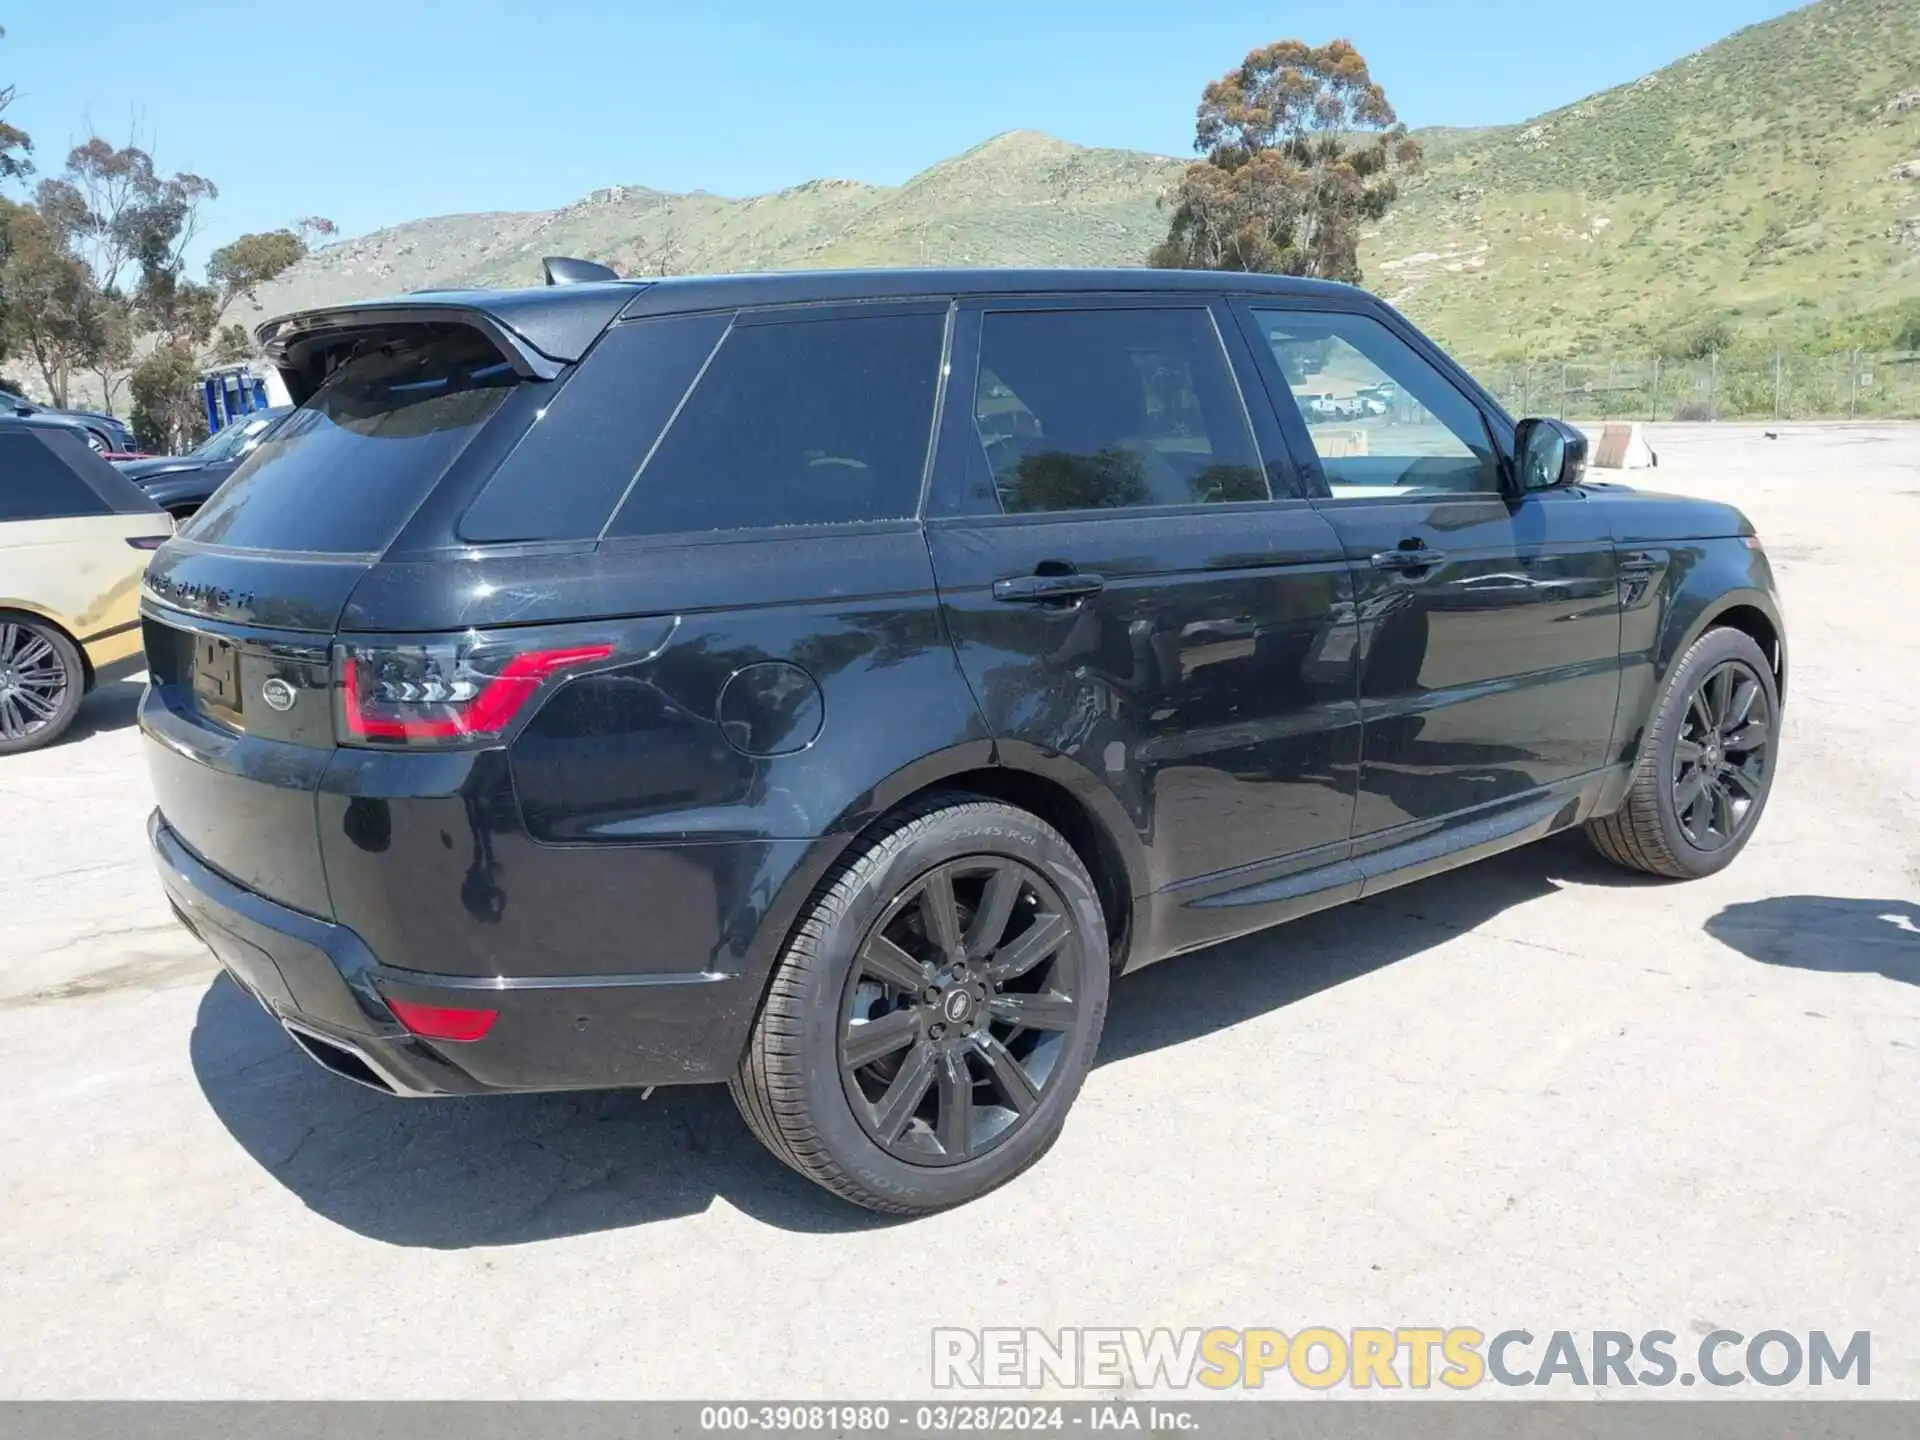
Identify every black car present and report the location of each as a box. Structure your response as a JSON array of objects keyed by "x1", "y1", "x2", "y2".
[
  {"x1": 141, "y1": 264, "x2": 1785, "y2": 1213},
  {"x1": 1, "y1": 394, "x2": 136, "y2": 455},
  {"x1": 118, "y1": 408, "x2": 292, "y2": 519}
]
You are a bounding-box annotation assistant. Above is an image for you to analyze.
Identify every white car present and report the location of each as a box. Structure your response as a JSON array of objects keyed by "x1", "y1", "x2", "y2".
[{"x1": 0, "y1": 418, "x2": 171, "y2": 752}]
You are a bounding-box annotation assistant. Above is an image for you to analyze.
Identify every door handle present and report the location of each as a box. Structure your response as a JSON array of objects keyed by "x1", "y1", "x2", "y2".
[
  {"x1": 992, "y1": 571, "x2": 1106, "y2": 605},
  {"x1": 1370, "y1": 544, "x2": 1446, "y2": 573}
]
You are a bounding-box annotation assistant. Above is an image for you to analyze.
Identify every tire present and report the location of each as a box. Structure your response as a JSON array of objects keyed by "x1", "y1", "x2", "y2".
[
  {"x1": 0, "y1": 613, "x2": 86, "y2": 755},
  {"x1": 1586, "y1": 626, "x2": 1779, "y2": 879},
  {"x1": 730, "y1": 794, "x2": 1110, "y2": 1215}
]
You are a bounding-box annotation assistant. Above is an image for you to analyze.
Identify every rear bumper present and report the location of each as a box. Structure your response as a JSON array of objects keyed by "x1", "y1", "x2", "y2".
[{"x1": 151, "y1": 811, "x2": 759, "y2": 1094}]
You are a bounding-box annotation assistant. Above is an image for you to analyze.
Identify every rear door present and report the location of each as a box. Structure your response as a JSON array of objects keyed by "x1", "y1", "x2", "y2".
[
  {"x1": 925, "y1": 296, "x2": 1361, "y2": 950},
  {"x1": 141, "y1": 325, "x2": 534, "y2": 915},
  {"x1": 1233, "y1": 302, "x2": 1621, "y2": 845}
]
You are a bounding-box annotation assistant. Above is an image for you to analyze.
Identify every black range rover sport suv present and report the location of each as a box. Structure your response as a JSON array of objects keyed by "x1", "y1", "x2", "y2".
[{"x1": 143, "y1": 264, "x2": 1785, "y2": 1213}]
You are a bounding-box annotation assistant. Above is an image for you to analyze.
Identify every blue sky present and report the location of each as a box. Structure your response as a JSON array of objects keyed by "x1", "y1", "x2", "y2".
[{"x1": 8, "y1": 0, "x2": 1802, "y2": 262}]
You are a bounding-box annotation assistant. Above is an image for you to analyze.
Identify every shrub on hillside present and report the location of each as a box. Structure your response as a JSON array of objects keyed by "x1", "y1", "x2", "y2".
[{"x1": 1656, "y1": 317, "x2": 1737, "y2": 360}]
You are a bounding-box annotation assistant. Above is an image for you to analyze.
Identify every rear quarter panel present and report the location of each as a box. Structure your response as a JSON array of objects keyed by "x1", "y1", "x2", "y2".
[
  {"x1": 318, "y1": 528, "x2": 996, "y2": 994},
  {"x1": 0, "y1": 513, "x2": 167, "y2": 670}
]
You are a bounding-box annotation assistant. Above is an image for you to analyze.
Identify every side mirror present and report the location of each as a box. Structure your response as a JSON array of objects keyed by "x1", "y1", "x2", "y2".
[{"x1": 1513, "y1": 417, "x2": 1589, "y2": 492}]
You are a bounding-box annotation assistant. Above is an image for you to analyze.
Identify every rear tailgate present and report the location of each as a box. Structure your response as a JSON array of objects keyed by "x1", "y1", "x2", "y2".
[
  {"x1": 139, "y1": 321, "x2": 542, "y2": 916},
  {"x1": 142, "y1": 595, "x2": 342, "y2": 916}
]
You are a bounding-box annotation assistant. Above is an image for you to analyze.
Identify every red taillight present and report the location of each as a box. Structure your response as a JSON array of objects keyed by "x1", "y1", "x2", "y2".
[
  {"x1": 386, "y1": 997, "x2": 499, "y2": 1043},
  {"x1": 336, "y1": 638, "x2": 613, "y2": 746}
]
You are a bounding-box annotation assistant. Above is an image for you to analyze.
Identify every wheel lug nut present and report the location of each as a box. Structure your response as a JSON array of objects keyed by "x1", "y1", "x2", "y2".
[{"x1": 924, "y1": 987, "x2": 940, "y2": 1003}]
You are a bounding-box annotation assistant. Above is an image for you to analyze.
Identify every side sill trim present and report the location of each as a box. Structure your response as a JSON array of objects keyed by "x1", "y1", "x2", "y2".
[
  {"x1": 372, "y1": 963, "x2": 736, "y2": 991},
  {"x1": 1180, "y1": 767, "x2": 1620, "y2": 913},
  {"x1": 78, "y1": 616, "x2": 142, "y2": 646},
  {"x1": 1188, "y1": 856, "x2": 1363, "y2": 911}
]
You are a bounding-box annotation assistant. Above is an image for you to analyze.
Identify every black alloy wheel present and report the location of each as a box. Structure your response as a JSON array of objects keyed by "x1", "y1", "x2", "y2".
[
  {"x1": 839, "y1": 856, "x2": 1083, "y2": 1166},
  {"x1": 1586, "y1": 624, "x2": 1780, "y2": 879},
  {"x1": 1670, "y1": 659, "x2": 1772, "y2": 852},
  {"x1": 0, "y1": 617, "x2": 81, "y2": 753},
  {"x1": 731, "y1": 795, "x2": 1110, "y2": 1214}
]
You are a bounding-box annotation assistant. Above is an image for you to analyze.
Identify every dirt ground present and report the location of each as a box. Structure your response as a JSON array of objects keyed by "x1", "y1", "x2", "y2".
[{"x1": 1, "y1": 422, "x2": 1914, "y2": 1398}]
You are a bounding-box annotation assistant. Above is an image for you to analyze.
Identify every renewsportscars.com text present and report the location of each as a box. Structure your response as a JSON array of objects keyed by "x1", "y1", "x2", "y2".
[{"x1": 931, "y1": 1327, "x2": 1871, "y2": 1391}]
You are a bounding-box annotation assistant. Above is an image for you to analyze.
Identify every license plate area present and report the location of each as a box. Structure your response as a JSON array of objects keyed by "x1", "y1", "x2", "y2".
[{"x1": 192, "y1": 634, "x2": 243, "y2": 723}]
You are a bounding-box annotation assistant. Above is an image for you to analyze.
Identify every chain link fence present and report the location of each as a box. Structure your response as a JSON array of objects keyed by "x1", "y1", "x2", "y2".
[{"x1": 1461, "y1": 351, "x2": 1920, "y2": 422}]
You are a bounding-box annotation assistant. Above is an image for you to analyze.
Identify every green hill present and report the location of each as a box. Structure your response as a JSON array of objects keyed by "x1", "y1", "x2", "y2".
[
  {"x1": 240, "y1": 0, "x2": 1920, "y2": 363},
  {"x1": 234, "y1": 133, "x2": 1183, "y2": 326},
  {"x1": 1366, "y1": 0, "x2": 1920, "y2": 357}
]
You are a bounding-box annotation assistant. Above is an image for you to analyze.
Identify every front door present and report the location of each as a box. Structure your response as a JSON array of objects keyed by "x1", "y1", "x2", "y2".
[
  {"x1": 1235, "y1": 303, "x2": 1622, "y2": 841},
  {"x1": 924, "y1": 297, "x2": 1363, "y2": 946}
]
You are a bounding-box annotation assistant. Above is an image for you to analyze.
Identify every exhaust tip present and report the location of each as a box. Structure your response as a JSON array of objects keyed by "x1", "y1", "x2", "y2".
[{"x1": 283, "y1": 1023, "x2": 396, "y2": 1094}]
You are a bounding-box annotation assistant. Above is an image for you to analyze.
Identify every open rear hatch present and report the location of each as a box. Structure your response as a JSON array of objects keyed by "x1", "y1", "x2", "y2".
[{"x1": 139, "y1": 314, "x2": 567, "y2": 916}]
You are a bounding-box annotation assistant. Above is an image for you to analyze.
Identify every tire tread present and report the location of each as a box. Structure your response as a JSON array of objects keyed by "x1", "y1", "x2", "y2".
[
  {"x1": 1585, "y1": 625, "x2": 1772, "y2": 879},
  {"x1": 729, "y1": 792, "x2": 1094, "y2": 1215}
]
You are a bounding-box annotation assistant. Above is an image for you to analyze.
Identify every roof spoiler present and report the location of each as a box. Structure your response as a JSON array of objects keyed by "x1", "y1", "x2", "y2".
[{"x1": 543, "y1": 255, "x2": 620, "y2": 285}]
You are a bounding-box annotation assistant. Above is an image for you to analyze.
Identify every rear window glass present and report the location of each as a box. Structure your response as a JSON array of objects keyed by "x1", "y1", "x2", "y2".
[
  {"x1": 184, "y1": 328, "x2": 518, "y2": 554},
  {"x1": 0, "y1": 430, "x2": 112, "y2": 520},
  {"x1": 459, "y1": 313, "x2": 729, "y2": 544},
  {"x1": 605, "y1": 310, "x2": 945, "y2": 537}
]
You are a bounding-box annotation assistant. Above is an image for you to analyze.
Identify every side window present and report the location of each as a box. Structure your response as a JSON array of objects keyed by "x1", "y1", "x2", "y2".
[
  {"x1": 461, "y1": 314, "x2": 729, "y2": 544},
  {"x1": 0, "y1": 431, "x2": 110, "y2": 521},
  {"x1": 970, "y1": 307, "x2": 1267, "y2": 515},
  {"x1": 606, "y1": 310, "x2": 945, "y2": 537},
  {"x1": 1248, "y1": 310, "x2": 1500, "y2": 498}
]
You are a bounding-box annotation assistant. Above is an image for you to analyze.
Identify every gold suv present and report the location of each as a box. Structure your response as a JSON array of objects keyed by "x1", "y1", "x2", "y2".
[{"x1": 0, "y1": 419, "x2": 171, "y2": 753}]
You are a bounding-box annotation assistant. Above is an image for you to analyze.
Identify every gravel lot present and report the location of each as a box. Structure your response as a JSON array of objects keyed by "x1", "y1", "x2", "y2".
[{"x1": 2, "y1": 423, "x2": 1915, "y2": 1399}]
